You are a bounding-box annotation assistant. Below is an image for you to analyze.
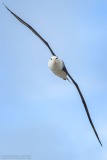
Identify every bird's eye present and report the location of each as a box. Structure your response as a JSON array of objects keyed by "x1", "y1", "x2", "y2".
[
  {"x1": 56, "y1": 57, "x2": 58, "y2": 59},
  {"x1": 50, "y1": 58, "x2": 52, "y2": 60}
]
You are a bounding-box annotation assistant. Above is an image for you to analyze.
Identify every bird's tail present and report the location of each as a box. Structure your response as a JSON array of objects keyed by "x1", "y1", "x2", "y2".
[{"x1": 67, "y1": 77, "x2": 72, "y2": 84}]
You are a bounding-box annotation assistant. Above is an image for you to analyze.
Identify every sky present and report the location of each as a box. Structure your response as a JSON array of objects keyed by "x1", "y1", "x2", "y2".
[{"x1": 0, "y1": 0, "x2": 107, "y2": 159}]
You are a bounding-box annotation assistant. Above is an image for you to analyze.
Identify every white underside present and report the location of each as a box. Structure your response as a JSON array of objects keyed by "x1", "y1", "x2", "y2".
[
  {"x1": 51, "y1": 66, "x2": 67, "y2": 79},
  {"x1": 48, "y1": 58, "x2": 67, "y2": 79}
]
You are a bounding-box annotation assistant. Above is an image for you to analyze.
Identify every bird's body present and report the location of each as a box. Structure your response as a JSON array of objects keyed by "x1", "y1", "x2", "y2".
[
  {"x1": 4, "y1": 4, "x2": 102, "y2": 146},
  {"x1": 48, "y1": 56, "x2": 67, "y2": 80}
]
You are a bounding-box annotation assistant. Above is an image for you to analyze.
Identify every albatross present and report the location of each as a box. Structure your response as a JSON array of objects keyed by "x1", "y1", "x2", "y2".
[{"x1": 3, "y1": 4, "x2": 102, "y2": 146}]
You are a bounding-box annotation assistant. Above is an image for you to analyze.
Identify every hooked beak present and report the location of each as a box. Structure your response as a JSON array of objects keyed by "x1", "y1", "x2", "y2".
[{"x1": 53, "y1": 59, "x2": 56, "y2": 64}]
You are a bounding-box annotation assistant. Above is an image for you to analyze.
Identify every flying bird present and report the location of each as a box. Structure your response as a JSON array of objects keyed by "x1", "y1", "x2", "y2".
[{"x1": 4, "y1": 4, "x2": 102, "y2": 146}]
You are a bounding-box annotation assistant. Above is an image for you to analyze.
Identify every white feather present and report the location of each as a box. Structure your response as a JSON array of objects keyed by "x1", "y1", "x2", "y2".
[{"x1": 48, "y1": 56, "x2": 67, "y2": 80}]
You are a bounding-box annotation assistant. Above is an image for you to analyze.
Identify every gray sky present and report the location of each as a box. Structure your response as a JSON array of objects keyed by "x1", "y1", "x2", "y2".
[{"x1": 0, "y1": 0, "x2": 107, "y2": 159}]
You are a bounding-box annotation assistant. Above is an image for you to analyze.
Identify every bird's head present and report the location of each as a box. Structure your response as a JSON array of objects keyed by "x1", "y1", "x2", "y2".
[
  {"x1": 48, "y1": 56, "x2": 60, "y2": 66},
  {"x1": 50, "y1": 56, "x2": 58, "y2": 64},
  {"x1": 48, "y1": 56, "x2": 60, "y2": 69}
]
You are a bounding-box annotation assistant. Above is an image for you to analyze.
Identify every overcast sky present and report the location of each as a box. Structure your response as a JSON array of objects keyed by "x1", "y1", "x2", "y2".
[{"x1": 0, "y1": 0, "x2": 107, "y2": 159}]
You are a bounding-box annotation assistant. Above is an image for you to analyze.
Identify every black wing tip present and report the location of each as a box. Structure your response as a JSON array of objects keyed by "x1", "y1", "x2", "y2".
[
  {"x1": 3, "y1": 3, "x2": 10, "y2": 12},
  {"x1": 3, "y1": 3, "x2": 8, "y2": 9},
  {"x1": 3, "y1": 3, "x2": 13, "y2": 14},
  {"x1": 99, "y1": 141, "x2": 103, "y2": 147}
]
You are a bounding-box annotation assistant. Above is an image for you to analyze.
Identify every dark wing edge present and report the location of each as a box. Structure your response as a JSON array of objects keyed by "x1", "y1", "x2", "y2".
[
  {"x1": 3, "y1": 3, "x2": 56, "y2": 56},
  {"x1": 62, "y1": 65, "x2": 102, "y2": 147}
]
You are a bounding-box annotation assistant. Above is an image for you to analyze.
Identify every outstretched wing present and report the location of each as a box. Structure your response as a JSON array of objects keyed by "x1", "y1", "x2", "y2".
[
  {"x1": 62, "y1": 65, "x2": 102, "y2": 146},
  {"x1": 3, "y1": 4, "x2": 56, "y2": 56},
  {"x1": 4, "y1": 4, "x2": 102, "y2": 146}
]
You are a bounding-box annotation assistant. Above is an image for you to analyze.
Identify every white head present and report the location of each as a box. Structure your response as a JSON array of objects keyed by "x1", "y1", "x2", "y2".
[{"x1": 48, "y1": 56, "x2": 60, "y2": 69}]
